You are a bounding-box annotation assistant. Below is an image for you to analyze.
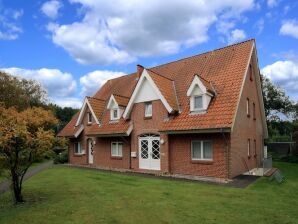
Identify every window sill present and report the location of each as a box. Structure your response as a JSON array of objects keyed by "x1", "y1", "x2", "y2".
[
  {"x1": 191, "y1": 159, "x2": 213, "y2": 165},
  {"x1": 144, "y1": 116, "x2": 152, "y2": 120},
  {"x1": 87, "y1": 122, "x2": 92, "y2": 126},
  {"x1": 74, "y1": 153, "x2": 86, "y2": 157},
  {"x1": 109, "y1": 120, "x2": 119, "y2": 124},
  {"x1": 111, "y1": 156, "x2": 123, "y2": 160}
]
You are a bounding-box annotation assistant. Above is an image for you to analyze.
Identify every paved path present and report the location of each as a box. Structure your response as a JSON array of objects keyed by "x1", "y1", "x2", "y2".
[{"x1": 0, "y1": 161, "x2": 53, "y2": 195}]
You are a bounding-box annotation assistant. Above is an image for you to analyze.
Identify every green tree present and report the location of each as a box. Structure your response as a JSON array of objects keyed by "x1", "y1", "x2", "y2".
[
  {"x1": 0, "y1": 71, "x2": 47, "y2": 111},
  {"x1": 0, "y1": 106, "x2": 58, "y2": 203}
]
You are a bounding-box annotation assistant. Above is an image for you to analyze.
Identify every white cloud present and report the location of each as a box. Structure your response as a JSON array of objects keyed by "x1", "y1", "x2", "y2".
[
  {"x1": 227, "y1": 29, "x2": 246, "y2": 44},
  {"x1": 254, "y1": 18, "x2": 264, "y2": 34},
  {"x1": 47, "y1": 0, "x2": 255, "y2": 65},
  {"x1": 80, "y1": 70, "x2": 126, "y2": 96},
  {"x1": 261, "y1": 61, "x2": 298, "y2": 100},
  {"x1": 41, "y1": 0, "x2": 62, "y2": 19},
  {"x1": 1, "y1": 67, "x2": 79, "y2": 107},
  {"x1": 280, "y1": 20, "x2": 298, "y2": 39},
  {"x1": 0, "y1": 8, "x2": 23, "y2": 40},
  {"x1": 53, "y1": 97, "x2": 82, "y2": 108},
  {"x1": 267, "y1": 0, "x2": 279, "y2": 8}
]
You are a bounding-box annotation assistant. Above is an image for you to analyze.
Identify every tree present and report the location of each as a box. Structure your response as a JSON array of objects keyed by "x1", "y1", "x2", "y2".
[
  {"x1": 261, "y1": 74, "x2": 294, "y2": 120},
  {"x1": 47, "y1": 103, "x2": 79, "y2": 133},
  {"x1": 0, "y1": 105, "x2": 58, "y2": 203},
  {"x1": 0, "y1": 71, "x2": 47, "y2": 111}
]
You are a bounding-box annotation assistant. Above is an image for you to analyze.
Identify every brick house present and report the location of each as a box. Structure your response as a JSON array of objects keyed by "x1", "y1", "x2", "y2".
[{"x1": 58, "y1": 39, "x2": 268, "y2": 179}]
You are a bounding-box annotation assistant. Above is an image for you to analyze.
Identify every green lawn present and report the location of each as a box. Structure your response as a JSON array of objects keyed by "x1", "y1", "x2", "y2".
[{"x1": 0, "y1": 162, "x2": 297, "y2": 224}]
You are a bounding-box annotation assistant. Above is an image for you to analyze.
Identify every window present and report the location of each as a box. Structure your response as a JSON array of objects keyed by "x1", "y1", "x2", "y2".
[
  {"x1": 111, "y1": 109, "x2": 119, "y2": 120},
  {"x1": 111, "y1": 142, "x2": 123, "y2": 157},
  {"x1": 191, "y1": 141, "x2": 212, "y2": 160},
  {"x1": 253, "y1": 102, "x2": 256, "y2": 120},
  {"x1": 246, "y1": 98, "x2": 250, "y2": 117},
  {"x1": 249, "y1": 64, "x2": 253, "y2": 81},
  {"x1": 74, "y1": 142, "x2": 83, "y2": 154},
  {"x1": 254, "y1": 139, "x2": 257, "y2": 156},
  {"x1": 247, "y1": 139, "x2": 251, "y2": 157},
  {"x1": 194, "y1": 95, "x2": 203, "y2": 110},
  {"x1": 87, "y1": 112, "x2": 92, "y2": 123},
  {"x1": 145, "y1": 102, "x2": 152, "y2": 117}
]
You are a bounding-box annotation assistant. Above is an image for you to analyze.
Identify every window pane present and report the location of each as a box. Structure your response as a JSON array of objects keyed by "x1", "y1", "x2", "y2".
[
  {"x1": 118, "y1": 143, "x2": 123, "y2": 156},
  {"x1": 194, "y1": 96, "x2": 203, "y2": 109},
  {"x1": 88, "y1": 112, "x2": 92, "y2": 122},
  {"x1": 192, "y1": 142, "x2": 201, "y2": 159},
  {"x1": 74, "y1": 143, "x2": 78, "y2": 153},
  {"x1": 113, "y1": 110, "x2": 118, "y2": 119},
  {"x1": 203, "y1": 141, "x2": 212, "y2": 159},
  {"x1": 112, "y1": 143, "x2": 117, "y2": 156},
  {"x1": 145, "y1": 102, "x2": 152, "y2": 116}
]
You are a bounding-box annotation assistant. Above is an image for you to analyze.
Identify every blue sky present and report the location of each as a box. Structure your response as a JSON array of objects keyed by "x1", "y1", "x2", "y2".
[{"x1": 0, "y1": 0, "x2": 298, "y2": 108}]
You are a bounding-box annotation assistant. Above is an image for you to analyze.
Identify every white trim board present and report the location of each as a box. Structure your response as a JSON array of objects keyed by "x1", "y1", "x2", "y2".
[
  {"x1": 75, "y1": 97, "x2": 100, "y2": 126},
  {"x1": 123, "y1": 69, "x2": 173, "y2": 119}
]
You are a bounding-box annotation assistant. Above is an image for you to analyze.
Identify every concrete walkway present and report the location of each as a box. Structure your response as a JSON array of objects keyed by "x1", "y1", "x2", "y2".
[{"x1": 0, "y1": 161, "x2": 53, "y2": 195}]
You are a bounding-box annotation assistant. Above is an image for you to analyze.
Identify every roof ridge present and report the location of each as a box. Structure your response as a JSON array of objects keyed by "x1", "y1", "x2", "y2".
[
  {"x1": 147, "y1": 68, "x2": 174, "y2": 81},
  {"x1": 150, "y1": 39, "x2": 255, "y2": 70}
]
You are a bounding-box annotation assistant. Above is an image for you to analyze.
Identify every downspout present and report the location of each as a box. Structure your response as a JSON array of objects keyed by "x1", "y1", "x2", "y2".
[{"x1": 221, "y1": 129, "x2": 230, "y2": 179}]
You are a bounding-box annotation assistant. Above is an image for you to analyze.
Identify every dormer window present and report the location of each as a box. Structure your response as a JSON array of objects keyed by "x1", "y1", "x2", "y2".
[
  {"x1": 111, "y1": 109, "x2": 119, "y2": 120},
  {"x1": 145, "y1": 102, "x2": 152, "y2": 117},
  {"x1": 194, "y1": 96, "x2": 203, "y2": 110},
  {"x1": 87, "y1": 112, "x2": 92, "y2": 124},
  {"x1": 187, "y1": 75, "x2": 215, "y2": 114}
]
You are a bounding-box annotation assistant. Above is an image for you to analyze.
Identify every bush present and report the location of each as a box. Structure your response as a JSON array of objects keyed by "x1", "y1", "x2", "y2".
[{"x1": 54, "y1": 150, "x2": 68, "y2": 164}]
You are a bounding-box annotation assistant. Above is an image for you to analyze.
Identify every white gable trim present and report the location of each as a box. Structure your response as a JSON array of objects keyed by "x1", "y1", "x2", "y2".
[
  {"x1": 231, "y1": 42, "x2": 268, "y2": 138},
  {"x1": 74, "y1": 125, "x2": 84, "y2": 138},
  {"x1": 107, "y1": 95, "x2": 119, "y2": 109},
  {"x1": 187, "y1": 75, "x2": 207, "y2": 96},
  {"x1": 123, "y1": 69, "x2": 173, "y2": 119},
  {"x1": 75, "y1": 98, "x2": 100, "y2": 126}
]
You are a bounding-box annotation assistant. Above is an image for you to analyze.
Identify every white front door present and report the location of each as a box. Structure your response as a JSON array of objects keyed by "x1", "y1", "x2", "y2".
[
  {"x1": 139, "y1": 136, "x2": 160, "y2": 170},
  {"x1": 88, "y1": 139, "x2": 93, "y2": 164}
]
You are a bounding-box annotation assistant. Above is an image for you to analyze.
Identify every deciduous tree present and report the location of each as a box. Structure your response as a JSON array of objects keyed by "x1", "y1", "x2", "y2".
[{"x1": 0, "y1": 106, "x2": 58, "y2": 203}]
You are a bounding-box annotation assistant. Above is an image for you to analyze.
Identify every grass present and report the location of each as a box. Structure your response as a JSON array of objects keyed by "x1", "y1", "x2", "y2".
[
  {"x1": 0, "y1": 160, "x2": 50, "y2": 183},
  {"x1": 0, "y1": 162, "x2": 297, "y2": 224}
]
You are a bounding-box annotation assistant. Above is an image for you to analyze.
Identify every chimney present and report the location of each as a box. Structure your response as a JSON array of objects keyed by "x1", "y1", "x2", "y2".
[{"x1": 136, "y1": 64, "x2": 144, "y2": 79}]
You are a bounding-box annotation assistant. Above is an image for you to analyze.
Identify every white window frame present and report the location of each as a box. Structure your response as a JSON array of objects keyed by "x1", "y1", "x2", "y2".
[
  {"x1": 247, "y1": 98, "x2": 250, "y2": 117},
  {"x1": 74, "y1": 142, "x2": 84, "y2": 155},
  {"x1": 191, "y1": 140, "x2": 213, "y2": 161},
  {"x1": 111, "y1": 142, "x2": 123, "y2": 157},
  {"x1": 193, "y1": 95, "x2": 203, "y2": 111},
  {"x1": 111, "y1": 109, "x2": 119, "y2": 120},
  {"x1": 247, "y1": 139, "x2": 251, "y2": 157},
  {"x1": 87, "y1": 112, "x2": 92, "y2": 124},
  {"x1": 144, "y1": 102, "x2": 152, "y2": 117}
]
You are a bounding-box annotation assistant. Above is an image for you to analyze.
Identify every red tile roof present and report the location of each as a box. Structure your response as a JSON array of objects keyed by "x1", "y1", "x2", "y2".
[
  {"x1": 58, "y1": 39, "x2": 254, "y2": 136},
  {"x1": 113, "y1": 94, "x2": 130, "y2": 107}
]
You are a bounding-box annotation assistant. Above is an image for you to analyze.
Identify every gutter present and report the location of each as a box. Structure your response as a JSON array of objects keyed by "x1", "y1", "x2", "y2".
[{"x1": 160, "y1": 127, "x2": 231, "y2": 134}]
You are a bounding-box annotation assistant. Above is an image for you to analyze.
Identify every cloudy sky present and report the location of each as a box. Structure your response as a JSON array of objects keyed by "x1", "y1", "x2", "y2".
[{"x1": 0, "y1": 0, "x2": 298, "y2": 108}]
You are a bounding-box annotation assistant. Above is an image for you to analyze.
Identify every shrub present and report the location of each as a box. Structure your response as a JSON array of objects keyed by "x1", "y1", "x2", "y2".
[{"x1": 54, "y1": 150, "x2": 68, "y2": 164}]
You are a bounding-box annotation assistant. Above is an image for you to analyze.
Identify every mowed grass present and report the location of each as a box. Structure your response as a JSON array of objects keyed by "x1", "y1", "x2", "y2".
[{"x1": 0, "y1": 162, "x2": 297, "y2": 224}]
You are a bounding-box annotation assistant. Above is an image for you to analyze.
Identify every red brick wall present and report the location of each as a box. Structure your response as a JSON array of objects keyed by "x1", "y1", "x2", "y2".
[
  {"x1": 169, "y1": 133, "x2": 228, "y2": 178},
  {"x1": 92, "y1": 137, "x2": 130, "y2": 169},
  {"x1": 129, "y1": 100, "x2": 170, "y2": 172},
  {"x1": 230, "y1": 52, "x2": 265, "y2": 178}
]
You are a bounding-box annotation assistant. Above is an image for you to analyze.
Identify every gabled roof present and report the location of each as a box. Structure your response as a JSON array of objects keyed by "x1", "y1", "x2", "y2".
[
  {"x1": 59, "y1": 39, "x2": 266, "y2": 137},
  {"x1": 122, "y1": 69, "x2": 178, "y2": 119},
  {"x1": 147, "y1": 69, "x2": 179, "y2": 111},
  {"x1": 75, "y1": 97, "x2": 105, "y2": 126},
  {"x1": 187, "y1": 74, "x2": 215, "y2": 96},
  {"x1": 57, "y1": 112, "x2": 81, "y2": 137},
  {"x1": 107, "y1": 94, "x2": 130, "y2": 109}
]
